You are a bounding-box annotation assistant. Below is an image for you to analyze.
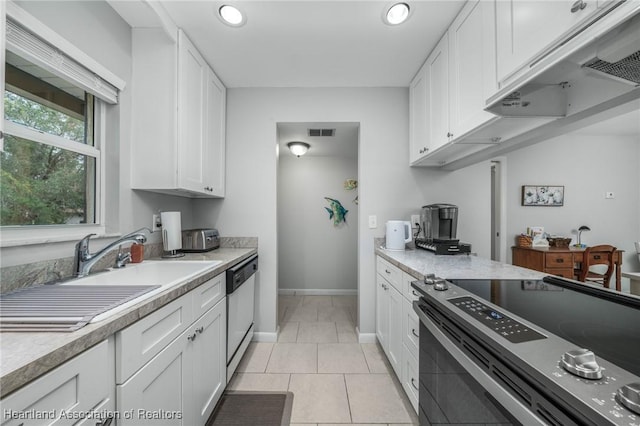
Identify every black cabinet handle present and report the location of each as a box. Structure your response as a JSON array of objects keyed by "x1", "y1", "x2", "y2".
[
  {"x1": 411, "y1": 328, "x2": 419, "y2": 338},
  {"x1": 411, "y1": 378, "x2": 419, "y2": 390}
]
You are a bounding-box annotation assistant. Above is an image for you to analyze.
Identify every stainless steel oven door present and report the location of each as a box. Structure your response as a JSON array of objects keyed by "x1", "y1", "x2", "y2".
[{"x1": 414, "y1": 300, "x2": 547, "y2": 426}]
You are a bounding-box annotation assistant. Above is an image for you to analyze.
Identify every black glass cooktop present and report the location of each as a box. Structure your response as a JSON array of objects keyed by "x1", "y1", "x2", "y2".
[{"x1": 447, "y1": 278, "x2": 640, "y2": 377}]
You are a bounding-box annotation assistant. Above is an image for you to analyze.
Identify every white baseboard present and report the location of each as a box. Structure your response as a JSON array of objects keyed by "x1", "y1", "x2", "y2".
[
  {"x1": 252, "y1": 331, "x2": 278, "y2": 343},
  {"x1": 357, "y1": 328, "x2": 377, "y2": 344},
  {"x1": 278, "y1": 288, "x2": 357, "y2": 296}
]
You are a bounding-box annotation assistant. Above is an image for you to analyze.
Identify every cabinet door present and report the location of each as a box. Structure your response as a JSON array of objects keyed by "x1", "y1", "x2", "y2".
[
  {"x1": 0, "y1": 339, "x2": 114, "y2": 426},
  {"x1": 427, "y1": 33, "x2": 450, "y2": 151},
  {"x1": 409, "y1": 64, "x2": 429, "y2": 163},
  {"x1": 401, "y1": 346, "x2": 419, "y2": 414},
  {"x1": 449, "y1": 0, "x2": 497, "y2": 138},
  {"x1": 178, "y1": 30, "x2": 207, "y2": 193},
  {"x1": 375, "y1": 274, "x2": 389, "y2": 351},
  {"x1": 192, "y1": 298, "x2": 227, "y2": 425},
  {"x1": 387, "y1": 284, "x2": 403, "y2": 378},
  {"x1": 402, "y1": 298, "x2": 420, "y2": 360},
  {"x1": 204, "y1": 68, "x2": 226, "y2": 197},
  {"x1": 496, "y1": 0, "x2": 598, "y2": 83},
  {"x1": 117, "y1": 328, "x2": 192, "y2": 426}
]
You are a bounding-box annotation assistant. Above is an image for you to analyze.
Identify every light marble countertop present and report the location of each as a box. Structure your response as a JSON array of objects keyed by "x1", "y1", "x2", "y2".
[
  {"x1": 375, "y1": 246, "x2": 546, "y2": 281},
  {"x1": 0, "y1": 247, "x2": 257, "y2": 398}
]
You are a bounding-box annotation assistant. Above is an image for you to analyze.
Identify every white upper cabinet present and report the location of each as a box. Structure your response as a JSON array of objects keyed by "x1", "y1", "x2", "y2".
[
  {"x1": 131, "y1": 29, "x2": 226, "y2": 198},
  {"x1": 409, "y1": 32, "x2": 450, "y2": 164},
  {"x1": 409, "y1": 0, "x2": 497, "y2": 166},
  {"x1": 427, "y1": 33, "x2": 451, "y2": 152},
  {"x1": 495, "y1": 0, "x2": 600, "y2": 85},
  {"x1": 448, "y1": 0, "x2": 497, "y2": 139},
  {"x1": 409, "y1": 65, "x2": 429, "y2": 163}
]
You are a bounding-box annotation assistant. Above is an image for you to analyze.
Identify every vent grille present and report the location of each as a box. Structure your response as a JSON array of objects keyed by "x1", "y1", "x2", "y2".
[
  {"x1": 308, "y1": 128, "x2": 335, "y2": 137},
  {"x1": 584, "y1": 50, "x2": 640, "y2": 85}
]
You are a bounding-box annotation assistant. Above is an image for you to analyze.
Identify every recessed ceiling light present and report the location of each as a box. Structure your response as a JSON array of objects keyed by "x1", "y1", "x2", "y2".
[
  {"x1": 218, "y1": 5, "x2": 245, "y2": 27},
  {"x1": 383, "y1": 3, "x2": 410, "y2": 26}
]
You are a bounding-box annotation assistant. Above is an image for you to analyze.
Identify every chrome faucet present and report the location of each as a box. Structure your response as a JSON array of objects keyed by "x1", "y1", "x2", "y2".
[{"x1": 73, "y1": 228, "x2": 149, "y2": 277}]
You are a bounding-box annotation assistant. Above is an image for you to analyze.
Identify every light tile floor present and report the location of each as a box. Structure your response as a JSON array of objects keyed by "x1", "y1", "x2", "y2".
[{"x1": 228, "y1": 295, "x2": 419, "y2": 426}]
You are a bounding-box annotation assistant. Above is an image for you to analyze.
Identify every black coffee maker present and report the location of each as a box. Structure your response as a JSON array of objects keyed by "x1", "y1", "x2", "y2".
[{"x1": 416, "y1": 203, "x2": 471, "y2": 254}]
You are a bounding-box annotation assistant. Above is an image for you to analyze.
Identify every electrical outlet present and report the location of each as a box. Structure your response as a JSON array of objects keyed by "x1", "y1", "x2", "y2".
[
  {"x1": 605, "y1": 191, "x2": 615, "y2": 199},
  {"x1": 368, "y1": 215, "x2": 377, "y2": 229},
  {"x1": 411, "y1": 215, "x2": 420, "y2": 228},
  {"x1": 152, "y1": 214, "x2": 162, "y2": 232}
]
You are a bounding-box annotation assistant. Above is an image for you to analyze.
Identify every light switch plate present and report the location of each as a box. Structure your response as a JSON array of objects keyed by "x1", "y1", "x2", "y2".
[{"x1": 368, "y1": 215, "x2": 377, "y2": 229}]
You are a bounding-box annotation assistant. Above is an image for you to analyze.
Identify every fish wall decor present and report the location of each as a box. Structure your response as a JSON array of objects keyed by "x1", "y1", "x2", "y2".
[{"x1": 324, "y1": 197, "x2": 348, "y2": 226}]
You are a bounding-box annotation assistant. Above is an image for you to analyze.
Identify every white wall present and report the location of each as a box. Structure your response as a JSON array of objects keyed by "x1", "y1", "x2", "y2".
[
  {"x1": 278, "y1": 155, "x2": 358, "y2": 292},
  {"x1": 505, "y1": 133, "x2": 640, "y2": 271},
  {"x1": 193, "y1": 87, "x2": 429, "y2": 339},
  {"x1": 1, "y1": 1, "x2": 195, "y2": 266}
]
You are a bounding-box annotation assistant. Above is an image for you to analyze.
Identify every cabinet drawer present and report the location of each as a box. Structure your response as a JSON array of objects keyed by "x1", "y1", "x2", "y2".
[
  {"x1": 377, "y1": 256, "x2": 402, "y2": 292},
  {"x1": 545, "y1": 267, "x2": 575, "y2": 279},
  {"x1": 402, "y1": 272, "x2": 421, "y2": 302},
  {"x1": 402, "y1": 299, "x2": 419, "y2": 359},
  {"x1": 401, "y1": 345, "x2": 419, "y2": 414},
  {"x1": 116, "y1": 293, "x2": 193, "y2": 383},
  {"x1": 192, "y1": 271, "x2": 225, "y2": 320},
  {"x1": 545, "y1": 252, "x2": 573, "y2": 267},
  {"x1": 0, "y1": 339, "x2": 113, "y2": 426}
]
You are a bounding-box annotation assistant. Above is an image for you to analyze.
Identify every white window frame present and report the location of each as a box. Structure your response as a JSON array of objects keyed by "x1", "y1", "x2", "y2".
[
  {"x1": 0, "y1": 101, "x2": 107, "y2": 247},
  {"x1": 0, "y1": 2, "x2": 122, "y2": 247}
]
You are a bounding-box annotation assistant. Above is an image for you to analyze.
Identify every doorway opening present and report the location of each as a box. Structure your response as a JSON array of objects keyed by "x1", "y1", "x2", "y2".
[
  {"x1": 491, "y1": 158, "x2": 507, "y2": 262},
  {"x1": 276, "y1": 122, "x2": 360, "y2": 332}
]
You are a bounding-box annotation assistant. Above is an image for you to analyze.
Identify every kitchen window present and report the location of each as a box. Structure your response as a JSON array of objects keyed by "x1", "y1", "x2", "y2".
[
  {"x1": 1, "y1": 4, "x2": 124, "y2": 246},
  {"x1": 2, "y1": 58, "x2": 98, "y2": 227}
]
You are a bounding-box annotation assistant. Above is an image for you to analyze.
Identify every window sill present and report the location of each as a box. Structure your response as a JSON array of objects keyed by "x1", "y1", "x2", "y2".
[{"x1": 0, "y1": 225, "x2": 115, "y2": 248}]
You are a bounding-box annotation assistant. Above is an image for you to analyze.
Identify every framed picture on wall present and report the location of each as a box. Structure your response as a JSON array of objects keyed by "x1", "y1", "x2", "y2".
[{"x1": 521, "y1": 185, "x2": 564, "y2": 206}]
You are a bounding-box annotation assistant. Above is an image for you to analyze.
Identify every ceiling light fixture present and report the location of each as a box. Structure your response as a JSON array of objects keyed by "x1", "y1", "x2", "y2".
[
  {"x1": 383, "y1": 3, "x2": 410, "y2": 26},
  {"x1": 218, "y1": 5, "x2": 245, "y2": 27},
  {"x1": 287, "y1": 141, "x2": 310, "y2": 157}
]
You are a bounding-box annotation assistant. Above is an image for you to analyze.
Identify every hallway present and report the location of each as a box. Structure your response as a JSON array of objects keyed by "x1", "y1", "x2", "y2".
[{"x1": 228, "y1": 295, "x2": 419, "y2": 425}]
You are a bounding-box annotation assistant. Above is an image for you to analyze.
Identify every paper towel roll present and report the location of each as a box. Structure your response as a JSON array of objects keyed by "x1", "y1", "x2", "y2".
[{"x1": 161, "y1": 211, "x2": 182, "y2": 251}]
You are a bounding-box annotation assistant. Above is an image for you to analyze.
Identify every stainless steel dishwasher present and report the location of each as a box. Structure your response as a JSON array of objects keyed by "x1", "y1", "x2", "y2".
[{"x1": 226, "y1": 254, "x2": 258, "y2": 382}]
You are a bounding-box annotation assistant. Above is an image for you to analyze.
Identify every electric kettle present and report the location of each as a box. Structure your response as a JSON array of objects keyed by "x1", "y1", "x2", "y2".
[{"x1": 385, "y1": 221, "x2": 412, "y2": 251}]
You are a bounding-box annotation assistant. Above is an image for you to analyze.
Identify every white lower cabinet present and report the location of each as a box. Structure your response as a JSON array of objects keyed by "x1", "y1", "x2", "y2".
[
  {"x1": 376, "y1": 271, "x2": 402, "y2": 378},
  {"x1": 116, "y1": 272, "x2": 227, "y2": 426},
  {"x1": 117, "y1": 298, "x2": 226, "y2": 426},
  {"x1": 375, "y1": 257, "x2": 420, "y2": 414},
  {"x1": 0, "y1": 339, "x2": 115, "y2": 426}
]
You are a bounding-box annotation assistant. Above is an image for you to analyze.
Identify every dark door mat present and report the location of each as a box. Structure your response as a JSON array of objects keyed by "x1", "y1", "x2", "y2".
[{"x1": 206, "y1": 391, "x2": 294, "y2": 426}]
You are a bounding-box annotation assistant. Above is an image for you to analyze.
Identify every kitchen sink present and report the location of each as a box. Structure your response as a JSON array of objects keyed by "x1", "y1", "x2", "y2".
[
  {"x1": 61, "y1": 260, "x2": 223, "y2": 323},
  {"x1": 0, "y1": 260, "x2": 224, "y2": 331}
]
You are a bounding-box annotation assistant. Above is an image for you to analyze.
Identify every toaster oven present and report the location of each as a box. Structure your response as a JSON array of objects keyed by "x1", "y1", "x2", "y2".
[{"x1": 181, "y1": 228, "x2": 220, "y2": 252}]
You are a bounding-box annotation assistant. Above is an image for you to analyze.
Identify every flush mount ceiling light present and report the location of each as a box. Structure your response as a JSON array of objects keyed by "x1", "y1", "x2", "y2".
[
  {"x1": 218, "y1": 4, "x2": 246, "y2": 27},
  {"x1": 287, "y1": 141, "x2": 310, "y2": 157},
  {"x1": 383, "y1": 2, "x2": 411, "y2": 26}
]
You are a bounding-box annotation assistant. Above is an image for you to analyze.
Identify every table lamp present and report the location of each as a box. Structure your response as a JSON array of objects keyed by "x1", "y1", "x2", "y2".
[{"x1": 576, "y1": 225, "x2": 590, "y2": 247}]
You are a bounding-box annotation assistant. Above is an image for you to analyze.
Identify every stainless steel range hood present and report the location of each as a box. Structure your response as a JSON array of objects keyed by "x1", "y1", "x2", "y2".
[{"x1": 487, "y1": 3, "x2": 640, "y2": 119}]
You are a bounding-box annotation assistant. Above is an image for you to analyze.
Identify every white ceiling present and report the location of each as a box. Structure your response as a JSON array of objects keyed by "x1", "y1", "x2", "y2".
[
  {"x1": 107, "y1": 0, "x2": 639, "y2": 151},
  {"x1": 153, "y1": 0, "x2": 466, "y2": 88}
]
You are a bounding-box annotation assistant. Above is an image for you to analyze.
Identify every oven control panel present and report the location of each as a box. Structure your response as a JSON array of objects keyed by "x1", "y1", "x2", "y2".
[{"x1": 450, "y1": 296, "x2": 546, "y2": 343}]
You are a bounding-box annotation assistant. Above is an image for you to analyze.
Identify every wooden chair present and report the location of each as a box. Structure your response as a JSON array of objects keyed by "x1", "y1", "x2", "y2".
[{"x1": 577, "y1": 244, "x2": 617, "y2": 288}]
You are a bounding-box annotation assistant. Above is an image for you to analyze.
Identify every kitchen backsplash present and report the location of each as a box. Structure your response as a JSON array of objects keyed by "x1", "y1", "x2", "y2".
[{"x1": 0, "y1": 237, "x2": 258, "y2": 294}]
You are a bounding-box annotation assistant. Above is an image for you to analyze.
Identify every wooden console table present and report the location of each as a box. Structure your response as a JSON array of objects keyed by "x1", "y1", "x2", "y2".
[{"x1": 512, "y1": 246, "x2": 623, "y2": 291}]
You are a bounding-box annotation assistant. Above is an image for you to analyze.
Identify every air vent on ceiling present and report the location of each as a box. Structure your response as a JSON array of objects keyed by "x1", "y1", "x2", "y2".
[{"x1": 308, "y1": 128, "x2": 335, "y2": 137}]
